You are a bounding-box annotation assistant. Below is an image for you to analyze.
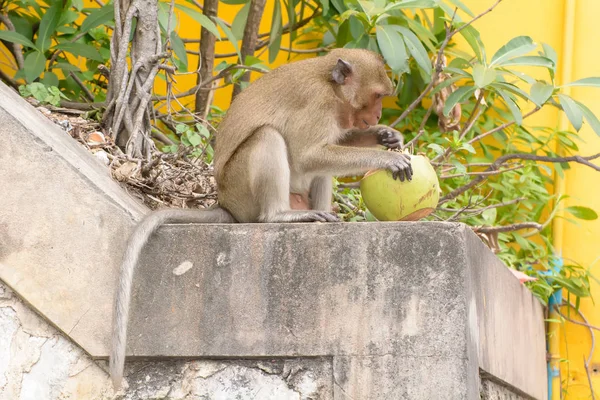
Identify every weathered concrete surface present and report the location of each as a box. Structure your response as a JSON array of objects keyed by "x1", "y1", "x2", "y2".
[
  {"x1": 0, "y1": 83, "x2": 147, "y2": 357},
  {"x1": 481, "y1": 378, "x2": 532, "y2": 400},
  {"x1": 0, "y1": 80, "x2": 546, "y2": 399},
  {"x1": 126, "y1": 222, "x2": 547, "y2": 400},
  {"x1": 0, "y1": 281, "x2": 332, "y2": 399}
]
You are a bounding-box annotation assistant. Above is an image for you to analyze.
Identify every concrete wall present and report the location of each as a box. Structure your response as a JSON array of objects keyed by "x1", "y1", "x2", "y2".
[{"x1": 0, "y1": 81, "x2": 547, "y2": 399}]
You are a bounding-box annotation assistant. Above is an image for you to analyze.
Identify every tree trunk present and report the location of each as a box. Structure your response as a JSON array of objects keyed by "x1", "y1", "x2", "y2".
[
  {"x1": 231, "y1": 0, "x2": 266, "y2": 99},
  {"x1": 103, "y1": 0, "x2": 163, "y2": 159},
  {"x1": 194, "y1": 0, "x2": 219, "y2": 118}
]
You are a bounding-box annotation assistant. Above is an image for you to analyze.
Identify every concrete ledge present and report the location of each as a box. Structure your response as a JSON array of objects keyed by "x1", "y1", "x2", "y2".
[
  {"x1": 0, "y1": 83, "x2": 147, "y2": 356},
  {"x1": 0, "y1": 80, "x2": 546, "y2": 399},
  {"x1": 127, "y1": 222, "x2": 546, "y2": 399}
]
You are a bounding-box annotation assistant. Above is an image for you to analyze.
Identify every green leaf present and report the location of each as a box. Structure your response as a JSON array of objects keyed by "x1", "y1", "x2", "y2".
[
  {"x1": 446, "y1": 0, "x2": 474, "y2": 17},
  {"x1": 541, "y1": 43, "x2": 558, "y2": 66},
  {"x1": 530, "y1": 82, "x2": 554, "y2": 106},
  {"x1": 490, "y1": 36, "x2": 537, "y2": 66},
  {"x1": 72, "y1": 0, "x2": 84, "y2": 11},
  {"x1": 0, "y1": 30, "x2": 37, "y2": 49},
  {"x1": 215, "y1": 18, "x2": 240, "y2": 57},
  {"x1": 472, "y1": 64, "x2": 496, "y2": 88},
  {"x1": 384, "y1": 0, "x2": 436, "y2": 12},
  {"x1": 35, "y1": 0, "x2": 63, "y2": 52},
  {"x1": 394, "y1": 26, "x2": 432, "y2": 76},
  {"x1": 52, "y1": 62, "x2": 81, "y2": 72},
  {"x1": 268, "y1": 0, "x2": 283, "y2": 64},
  {"x1": 443, "y1": 85, "x2": 475, "y2": 116},
  {"x1": 491, "y1": 82, "x2": 533, "y2": 102},
  {"x1": 448, "y1": 57, "x2": 471, "y2": 69},
  {"x1": 565, "y1": 206, "x2": 598, "y2": 221},
  {"x1": 458, "y1": 24, "x2": 485, "y2": 62},
  {"x1": 24, "y1": 50, "x2": 47, "y2": 82},
  {"x1": 80, "y1": 4, "x2": 115, "y2": 34},
  {"x1": 574, "y1": 100, "x2": 600, "y2": 137},
  {"x1": 27, "y1": 82, "x2": 49, "y2": 102},
  {"x1": 174, "y1": 4, "x2": 221, "y2": 39},
  {"x1": 232, "y1": 2, "x2": 251, "y2": 40},
  {"x1": 404, "y1": 17, "x2": 436, "y2": 52},
  {"x1": 55, "y1": 42, "x2": 104, "y2": 62},
  {"x1": 562, "y1": 77, "x2": 600, "y2": 88},
  {"x1": 376, "y1": 25, "x2": 409, "y2": 74},
  {"x1": 42, "y1": 71, "x2": 59, "y2": 87},
  {"x1": 499, "y1": 55, "x2": 554, "y2": 69},
  {"x1": 497, "y1": 88, "x2": 523, "y2": 125},
  {"x1": 557, "y1": 94, "x2": 583, "y2": 131},
  {"x1": 169, "y1": 31, "x2": 188, "y2": 71},
  {"x1": 427, "y1": 143, "x2": 445, "y2": 155},
  {"x1": 187, "y1": 131, "x2": 202, "y2": 146},
  {"x1": 429, "y1": 75, "x2": 464, "y2": 96}
]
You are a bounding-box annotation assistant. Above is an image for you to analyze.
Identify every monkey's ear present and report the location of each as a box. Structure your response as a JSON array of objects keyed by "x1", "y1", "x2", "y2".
[{"x1": 332, "y1": 58, "x2": 353, "y2": 84}]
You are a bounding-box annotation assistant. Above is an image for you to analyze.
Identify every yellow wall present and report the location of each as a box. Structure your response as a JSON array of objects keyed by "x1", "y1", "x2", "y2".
[
  {"x1": 2, "y1": 1, "x2": 600, "y2": 397},
  {"x1": 462, "y1": 1, "x2": 600, "y2": 398}
]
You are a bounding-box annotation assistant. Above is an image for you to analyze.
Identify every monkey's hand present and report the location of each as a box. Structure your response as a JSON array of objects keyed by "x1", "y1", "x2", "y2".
[
  {"x1": 386, "y1": 153, "x2": 413, "y2": 182},
  {"x1": 377, "y1": 127, "x2": 404, "y2": 149}
]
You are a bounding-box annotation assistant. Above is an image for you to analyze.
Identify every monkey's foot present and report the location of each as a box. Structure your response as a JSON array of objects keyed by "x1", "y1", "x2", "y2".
[{"x1": 271, "y1": 211, "x2": 340, "y2": 223}]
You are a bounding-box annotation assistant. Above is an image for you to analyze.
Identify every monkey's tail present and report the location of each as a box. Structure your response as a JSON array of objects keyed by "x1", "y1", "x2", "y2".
[{"x1": 110, "y1": 207, "x2": 235, "y2": 389}]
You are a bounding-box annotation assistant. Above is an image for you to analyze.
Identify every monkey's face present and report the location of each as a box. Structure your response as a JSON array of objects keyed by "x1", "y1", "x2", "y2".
[
  {"x1": 329, "y1": 49, "x2": 394, "y2": 129},
  {"x1": 353, "y1": 91, "x2": 386, "y2": 129}
]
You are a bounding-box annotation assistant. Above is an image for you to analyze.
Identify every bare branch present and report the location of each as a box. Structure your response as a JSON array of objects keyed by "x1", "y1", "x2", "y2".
[
  {"x1": 472, "y1": 222, "x2": 542, "y2": 234},
  {"x1": 405, "y1": 102, "x2": 434, "y2": 149},
  {"x1": 0, "y1": 67, "x2": 19, "y2": 90},
  {"x1": 231, "y1": 0, "x2": 266, "y2": 99},
  {"x1": 440, "y1": 164, "x2": 523, "y2": 179},
  {"x1": 153, "y1": 65, "x2": 267, "y2": 101},
  {"x1": 437, "y1": 197, "x2": 525, "y2": 214},
  {"x1": 0, "y1": 14, "x2": 24, "y2": 69},
  {"x1": 441, "y1": 152, "x2": 600, "y2": 203},
  {"x1": 391, "y1": 0, "x2": 503, "y2": 128},
  {"x1": 195, "y1": 0, "x2": 219, "y2": 116}
]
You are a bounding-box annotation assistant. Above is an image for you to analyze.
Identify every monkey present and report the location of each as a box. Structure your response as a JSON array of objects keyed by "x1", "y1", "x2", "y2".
[
  {"x1": 110, "y1": 47, "x2": 412, "y2": 389},
  {"x1": 214, "y1": 48, "x2": 412, "y2": 223}
]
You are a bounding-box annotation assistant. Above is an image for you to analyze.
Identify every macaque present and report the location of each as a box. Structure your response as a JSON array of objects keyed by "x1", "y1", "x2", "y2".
[{"x1": 110, "y1": 48, "x2": 412, "y2": 389}]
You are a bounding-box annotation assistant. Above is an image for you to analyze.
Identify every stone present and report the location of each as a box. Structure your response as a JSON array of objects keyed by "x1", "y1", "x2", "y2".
[
  {"x1": 0, "y1": 82, "x2": 147, "y2": 357},
  {"x1": 124, "y1": 222, "x2": 547, "y2": 400}
]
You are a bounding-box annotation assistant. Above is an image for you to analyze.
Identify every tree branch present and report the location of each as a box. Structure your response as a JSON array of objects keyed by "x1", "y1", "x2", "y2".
[
  {"x1": 194, "y1": 0, "x2": 218, "y2": 116},
  {"x1": 391, "y1": 0, "x2": 503, "y2": 128},
  {"x1": 231, "y1": 0, "x2": 266, "y2": 99},
  {"x1": 472, "y1": 222, "x2": 542, "y2": 234},
  {"x1": 0, "y1": 14, "x2": 24, "y2": 69},
  {"x1": 441, "y1": 152, "x2": 600, "y2": 203}
]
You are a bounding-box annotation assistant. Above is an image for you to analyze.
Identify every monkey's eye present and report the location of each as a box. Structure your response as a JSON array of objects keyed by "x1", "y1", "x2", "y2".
[{"x1": 375, "y1": 93, "x2": 384, "y2": 99}]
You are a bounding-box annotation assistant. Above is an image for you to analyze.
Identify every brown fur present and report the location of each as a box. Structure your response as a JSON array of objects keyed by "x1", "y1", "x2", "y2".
[{"x1": 215, "y1": 48, "x2": 412, "y2": 222}]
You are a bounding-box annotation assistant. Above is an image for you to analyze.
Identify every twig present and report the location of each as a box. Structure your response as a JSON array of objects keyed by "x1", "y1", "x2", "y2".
[
  {"x1": 69, "y1": 71, "x2": 95, "y2": 101},
  {"x1": 405, "y1": 102, "x2": 434, "y2": 149},
  {"x1": 440, "y1": 152, "x2": 600, "y2": 203},
  {"x1": 0, "y1": 68, "x2": 19, "y2": 90},
  {"x1": 440, "y1": 164, "x2": 523, "y2": 179},
  {"x1": 472, "y1": 222, "x2": 542, "y2": 234},
  {"x1": 231, "y1": 0, "x2": 267, "y2": 99},
  {"x1": 0, "y1": 14, "x2": 24, "y2": 69},
  {"x1": 152, "y1": 65, "x2": 267, "y2": 101},
  {"x1": 195, "y1": 0, "x2": 219, "y2": 116},
  {"x1": 391, "y1": 1, "x2": 503, "y2": 128},
  {"x1": 557, "y1": 301, "x2": 597, "y2": 385},
  {"x1": 437, "y1": 197, "x2": 524, "y2": 213},
  {"x1": 458, "y1": 90, "x2": 485, "y2": 141},
  {"x1": 280, "y1": 46, "x2": 330, "y2": 54},
  {"x1": 467, "y1": 107, "x2": 540, "y2": 145}
]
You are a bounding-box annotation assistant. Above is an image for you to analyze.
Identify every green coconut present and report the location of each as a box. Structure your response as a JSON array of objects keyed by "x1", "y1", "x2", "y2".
[{"x1": 360, "y1": 154, "x2": 440, "y2": 221}]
